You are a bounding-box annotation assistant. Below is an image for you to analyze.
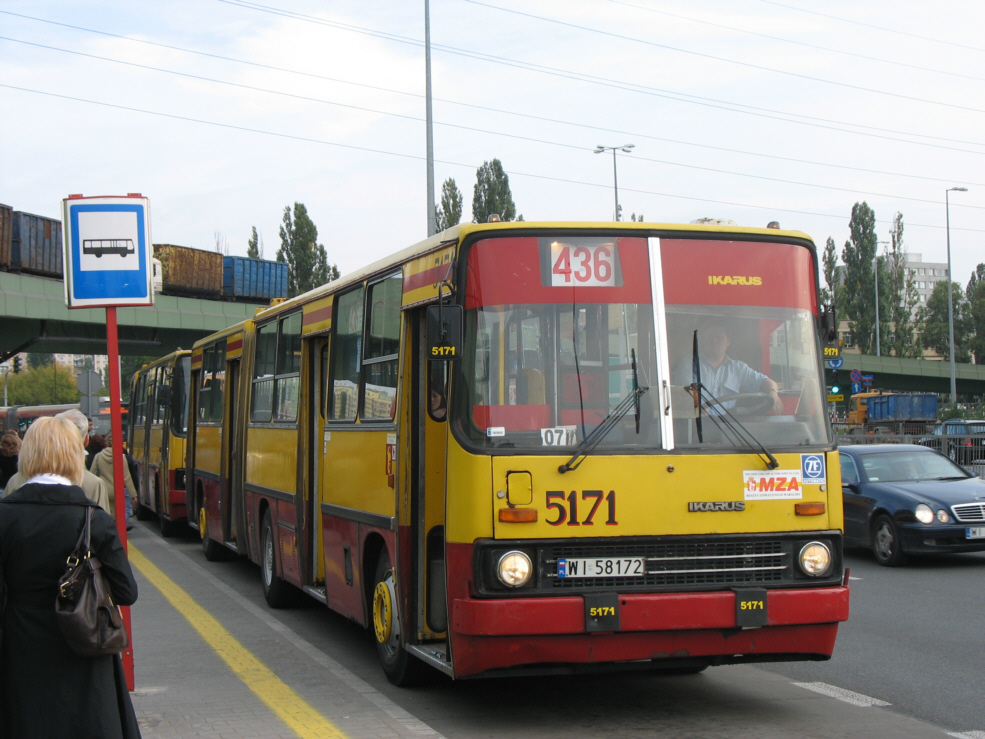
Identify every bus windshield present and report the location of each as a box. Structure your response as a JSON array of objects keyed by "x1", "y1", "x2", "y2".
[{"x1": 460, "y1": 233, "x2": 830, "y2": 452}]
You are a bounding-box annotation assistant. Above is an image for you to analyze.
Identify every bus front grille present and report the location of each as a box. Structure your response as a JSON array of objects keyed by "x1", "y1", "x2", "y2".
[{"x1": 542, "y1": 539, "x2": 789, "y2": 590}]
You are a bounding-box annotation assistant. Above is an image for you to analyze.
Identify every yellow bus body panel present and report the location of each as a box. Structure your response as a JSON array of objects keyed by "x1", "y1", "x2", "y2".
[
  {"x1": 195, "y1": 425, "x2": 222, "y2": 476},
  {"x1": 445, "y1": 443, "x2": 841, "y2": 543},
  {"x1": 322, "y1": 430, "x2": 395, "y2": 519},
  {"x1": 246, "y1": 427, "x2": 297, "y2": 494}
]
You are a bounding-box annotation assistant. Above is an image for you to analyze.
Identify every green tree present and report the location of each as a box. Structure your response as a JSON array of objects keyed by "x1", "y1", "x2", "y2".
[
  {"x1": 276, "y1": 203, "x2": 340, "y2": 298},
  {"x1": 27, "y1": 353, "x2": 54, "y2": 370},
  {"x1": 966, "y1": 264, "x2": 985, "y2": 364},
  {"x1": 247, "y1": 226, "x2": 263, "y2": 259},
  {"x1": 120, "y1": 355, "x2": 159, "y2": 403},
  {"x1": 839, "y1": 202, "x2": 878, "y2": 354},
  {"x1": 435, "y1": 178, "x2": 463, "y2": 232},
  {"x1": 918, "y1": 280, "x2": 971, "y2": 362},
  {"x1": 883, "y1": 212, "x2": 920, "y2": 358},
  {"x1": 472, "y1": 159, "x2": 519, "y2": 223},
  {"x1": 630, "y1": 213, "x2": 645, "y2": 222},
  {"x1": 820, "y1": 237, "x2": 837, "y2": 307},
  {"x1": 6, "y1": 364, "x2": 80, "y2": 405}
]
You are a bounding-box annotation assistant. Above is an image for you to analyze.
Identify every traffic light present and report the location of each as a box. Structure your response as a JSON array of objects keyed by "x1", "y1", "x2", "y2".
[
  {"x1": 830, "y1": 370, "x2": 840, "y2": 394},
  {"x1": 12, "y1": 356, "x2": 21, "y2": 374}
]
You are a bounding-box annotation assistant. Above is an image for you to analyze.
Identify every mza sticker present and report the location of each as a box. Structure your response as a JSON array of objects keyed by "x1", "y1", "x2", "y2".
[{"x1": 743, "y1": 470, "x2": 803, "y2": 500}]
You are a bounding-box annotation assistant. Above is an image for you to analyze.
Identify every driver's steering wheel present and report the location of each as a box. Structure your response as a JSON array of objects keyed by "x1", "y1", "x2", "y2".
[{"x1": 704, "y1": 392, "x2": 775, "y2": 416}]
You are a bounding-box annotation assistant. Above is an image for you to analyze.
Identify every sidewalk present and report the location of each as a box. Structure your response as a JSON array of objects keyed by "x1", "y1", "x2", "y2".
[{"x1": 126, "y1": 525, "x2": 444, "y2": 739}]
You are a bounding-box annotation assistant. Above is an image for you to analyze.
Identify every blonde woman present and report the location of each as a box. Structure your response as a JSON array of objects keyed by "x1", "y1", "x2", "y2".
[{"x1": 0, "y1": 416, "x2": 140, "y2": 738}]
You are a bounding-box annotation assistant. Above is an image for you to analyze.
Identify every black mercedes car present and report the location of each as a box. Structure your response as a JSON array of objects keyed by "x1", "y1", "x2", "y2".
[{"x1": 839, "y1": 444, "x2": 985, "y2": 566}]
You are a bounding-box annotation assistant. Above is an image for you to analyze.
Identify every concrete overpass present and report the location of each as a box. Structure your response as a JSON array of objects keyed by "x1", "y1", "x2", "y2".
[
  {"x1": 0, "y1": 270, "x2": 264, "y2": 360},
  {"x1": 826, "y1": 353, "x2": 985, "y2": 401}
]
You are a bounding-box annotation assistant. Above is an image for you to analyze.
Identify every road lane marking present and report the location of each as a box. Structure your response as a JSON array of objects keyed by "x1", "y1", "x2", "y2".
[
  {"x1": 134, "y1": 532, "x2": 444, "y2": 737},
  {"x1": 130, "y1": 544, "x2": 347, "y2": 739},
  {"x1": 793, "y1": 682, "x2": 891, "y2": 707},
  {"x1": 948, "y1": 732, "x2": 985, "y2": 739}
]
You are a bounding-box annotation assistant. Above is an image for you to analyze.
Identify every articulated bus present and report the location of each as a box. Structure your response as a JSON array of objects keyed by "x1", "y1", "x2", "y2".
[
  {"x1": 188, "y1": 221, "x2": 849, "y2": 684},
  {"x1": 128, "y1": 350, "x2": 192, "y2": 537}
]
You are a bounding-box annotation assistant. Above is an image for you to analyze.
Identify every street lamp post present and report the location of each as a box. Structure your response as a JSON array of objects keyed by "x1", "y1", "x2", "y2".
[
  {"x1": 594, "y1": 144, "x2": 634, "y2": 221},
  {"x1": 946, "y1": 186, "x2": 968, "y2": 405}
]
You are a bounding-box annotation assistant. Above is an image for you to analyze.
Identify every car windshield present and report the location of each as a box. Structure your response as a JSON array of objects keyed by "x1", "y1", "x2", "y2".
[{"x1": 859, "y1": 451, "x2": 970, "y2": 483}]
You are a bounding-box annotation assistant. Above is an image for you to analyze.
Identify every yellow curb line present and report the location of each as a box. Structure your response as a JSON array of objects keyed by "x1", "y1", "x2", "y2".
[{"x1": 130, "y1": 544, "x2": 347, "y2": 739}]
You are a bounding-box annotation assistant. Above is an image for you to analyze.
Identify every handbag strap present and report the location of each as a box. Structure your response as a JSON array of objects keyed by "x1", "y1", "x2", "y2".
[{"x1": 67, "y1": 506, "x2": 94, "y2": 565}]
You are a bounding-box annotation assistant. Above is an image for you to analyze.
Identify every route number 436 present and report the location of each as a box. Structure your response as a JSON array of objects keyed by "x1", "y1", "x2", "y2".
[{"x1": 551, "y1": 244, "x2": 617, "y2": 287}]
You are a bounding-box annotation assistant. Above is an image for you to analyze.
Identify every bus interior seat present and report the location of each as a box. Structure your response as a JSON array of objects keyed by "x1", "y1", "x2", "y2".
[{"x1": 521, "y1": 368, "x2": 546, "y2": 405}]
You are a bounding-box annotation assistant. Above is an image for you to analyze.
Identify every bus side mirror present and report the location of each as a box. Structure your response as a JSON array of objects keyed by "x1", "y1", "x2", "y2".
[
  {"x1": 427, "y1": 304, "x2": 463, "y2": 361},
  {"x1": 821, "y1": 305, "x2": 837, "y2": 343}
]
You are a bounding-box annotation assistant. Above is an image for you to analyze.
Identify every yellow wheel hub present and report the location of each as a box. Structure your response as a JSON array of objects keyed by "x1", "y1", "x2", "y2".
[{"x1": 373, "y1": 581, "x2": 393, "y2": 644}]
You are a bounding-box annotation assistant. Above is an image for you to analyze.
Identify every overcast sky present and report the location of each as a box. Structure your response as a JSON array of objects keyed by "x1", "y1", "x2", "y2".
[{"x1": 1, "y1": 0, "x2": 983, "y2": 288}]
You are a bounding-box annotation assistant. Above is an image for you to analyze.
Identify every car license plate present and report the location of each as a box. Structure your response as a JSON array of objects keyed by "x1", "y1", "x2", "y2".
[
  {"x1": 557, "y1": 557, "x2": 645, "y2": 578},
  {"x1": 966, "y1": 527, "x2": 985, "y2": 539}
]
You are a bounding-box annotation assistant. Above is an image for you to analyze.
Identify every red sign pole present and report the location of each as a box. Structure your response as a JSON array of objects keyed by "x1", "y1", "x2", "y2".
[{"x1": 106, "y1": 306, "x2": 135, "y2": 690}]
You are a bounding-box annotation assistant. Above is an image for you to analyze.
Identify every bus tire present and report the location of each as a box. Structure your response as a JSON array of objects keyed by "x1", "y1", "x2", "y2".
[
  {"x1": 372, "y1": 551, "x2": 426, "y2": 687},
  {"x1": 200, "y1": 507, "x2": 228, "y2": 562},
  {"x1": 135, "y1": 500, "x2": 154, "y2": 522},
  {"x1": 156, "y1": 479, "x2": 184, "y2": 538},
  {"x1": 261, "y1": 510, "x2": 297, "y2": 608}
]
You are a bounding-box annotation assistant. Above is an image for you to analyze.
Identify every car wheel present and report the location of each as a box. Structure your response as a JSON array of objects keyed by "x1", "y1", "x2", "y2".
[
  {"x1": 872, "y1": 514, "x2": 908, "y2": 567},
  {"x1": 261, "y1": 510, "x2": 298, "y2": 608},
  {"x1": 372, "y1": 550, "x2": 427, "y2": 686}
]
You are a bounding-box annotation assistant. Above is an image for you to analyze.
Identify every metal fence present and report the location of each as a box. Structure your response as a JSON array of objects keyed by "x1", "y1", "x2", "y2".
[{"x1": 833, "y1": 423, "x2": 985, "y2": 473}]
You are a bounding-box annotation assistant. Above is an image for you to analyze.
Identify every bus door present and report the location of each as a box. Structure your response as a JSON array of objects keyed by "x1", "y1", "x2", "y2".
[
  {"x1": 306, "y1": 336, "x2": 329, "y2": 593},
  {"x1": 411, "y1": 309, "x2": 449, "y2": 643},
  {"x1": 222, "y1": 358, "x2": 240, "y2": 546}
]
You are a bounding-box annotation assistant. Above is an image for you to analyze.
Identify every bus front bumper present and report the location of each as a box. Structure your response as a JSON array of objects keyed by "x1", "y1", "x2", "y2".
[{"x1": 448, "y1": 584, "x2": 849, "y2": 678}]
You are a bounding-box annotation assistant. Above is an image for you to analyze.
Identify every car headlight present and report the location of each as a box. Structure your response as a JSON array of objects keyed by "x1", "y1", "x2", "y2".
[
  {"x1": 915, "y1": 504, "x2": 934, "y2": 524},
  {"x1": 798, "y1": 541, "x2": 832, "y2": 577},
  {"x1": 936, "y1": 509, "x2": 951, "y2": 523},
  {"x1": 497, "y1": 551, "x2": 533, "y2": 587}
]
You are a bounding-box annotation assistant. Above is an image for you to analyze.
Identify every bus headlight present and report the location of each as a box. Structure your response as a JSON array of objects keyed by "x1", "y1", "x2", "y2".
[
  {"x1": 914, "y1": 504, "x2": 934, "y2": 524},
  {"x1": 798, "y1": 541, "x2": 832, "y2": 577},
  {"x1": 497, "y1": 551, "x2": 533, "y2": 587}
]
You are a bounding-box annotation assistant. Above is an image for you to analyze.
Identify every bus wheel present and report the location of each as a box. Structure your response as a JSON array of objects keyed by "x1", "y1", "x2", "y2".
[
  {"x1": 157, "y1": 479, "x2": 184, "y2": 538},
  {"x1": 135, "y1": 499, "x2": 154, "y2": 521},
  {"x1": 261, "y1": 510, "x2": 297, "y2": 608},
  {"x1": 200, "y1": 507, "x2": 228, "y2": 562},
  {"x1": 372, "y1": 551, "x2": 426, "y2": 687}
]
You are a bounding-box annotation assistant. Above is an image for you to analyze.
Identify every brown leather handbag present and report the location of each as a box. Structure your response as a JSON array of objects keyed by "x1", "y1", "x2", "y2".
[{"x1": 55, "y1": 506, "x2": 129, "y2": 657}]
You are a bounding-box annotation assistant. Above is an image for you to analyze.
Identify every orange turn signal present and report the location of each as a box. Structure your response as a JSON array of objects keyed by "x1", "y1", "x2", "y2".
[
  {"x1": 795, "y1": 502, "x2": 826, "y2": 516},
  {"x1": 499, "y1": 508, "x2": 538, "y2": 523}
]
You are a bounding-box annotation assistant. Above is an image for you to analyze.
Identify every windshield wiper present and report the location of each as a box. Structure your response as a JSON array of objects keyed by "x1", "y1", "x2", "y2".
[
  {"x1": 689, "y1": 329, "x2": 778, "y2": 470},
  {"x1": 559, "y1": 352, "x2": 647, "y2": 474}
]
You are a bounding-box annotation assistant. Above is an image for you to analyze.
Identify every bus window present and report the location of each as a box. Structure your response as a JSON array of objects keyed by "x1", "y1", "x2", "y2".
[
  {"x1": 275, "y1": 312, "x2": 302, "y2": 422},
  {"x1": 463, "y1": 236, "x2": 657, "y2": 450},
  {"x1": 362, "y1": 273, "x2": 401, "y2": 421},
  {"x1": 200, "y1": 341, "x2": 227, "y2": 424},
  {"x1": 331, "y1": 287, "x2": 364, "y2": 421}
]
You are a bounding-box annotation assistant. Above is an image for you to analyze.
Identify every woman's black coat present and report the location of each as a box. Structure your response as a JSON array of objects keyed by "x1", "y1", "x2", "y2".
[{"x1": 0, "y1": 482, "x2": 140, "y2": 739}]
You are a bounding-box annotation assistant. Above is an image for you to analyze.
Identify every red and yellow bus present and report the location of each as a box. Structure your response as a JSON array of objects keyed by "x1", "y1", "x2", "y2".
[
  {"x1": 128, "y1": 350, "x2": 191, "y2": 537},
  {"x1": 188, "y1": 221, "x2": 848, "y2": 684}
]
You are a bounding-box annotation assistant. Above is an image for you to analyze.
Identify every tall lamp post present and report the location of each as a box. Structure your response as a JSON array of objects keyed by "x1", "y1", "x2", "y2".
[
  {"x1": 594, "y1": 144, "x2": 634, "y2": 221},
  {"x1": 946, "y1": 186, "x2": 968, "y2": 405}
]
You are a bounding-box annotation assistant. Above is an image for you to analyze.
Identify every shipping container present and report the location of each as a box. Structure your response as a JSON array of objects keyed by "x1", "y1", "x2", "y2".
[
  {"x1": 153, "y1": 243, "x2": 223, "y2": 298},
  {"x1": 866, "y1": 393, "x2": 937, "y2": 422},
  {"x1": 222, "y1": 256, "x2": 288, "y2": 301},
  {"x1": 4, "y1": 210, "x2": 63, "y2": 277},
  {"x1": 0, "y1": 204, "x2": 12, "y2": 269}
]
